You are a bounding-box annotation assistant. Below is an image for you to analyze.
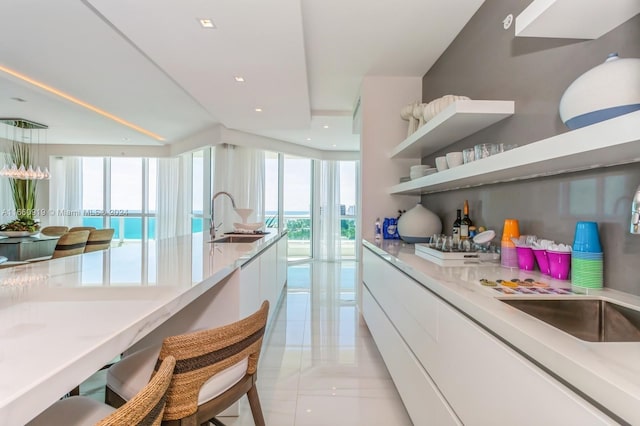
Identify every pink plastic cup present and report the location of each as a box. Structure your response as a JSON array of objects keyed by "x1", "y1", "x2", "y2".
[
  {"x1": 516, "y1": 246, "x2": 535, "y2": 271},
  {"x1": 532, "y1": 248, "x2": 550, "y2": 275},
  {"x1": 547, "y1": 250, "x2": 571, "y2": 280}
]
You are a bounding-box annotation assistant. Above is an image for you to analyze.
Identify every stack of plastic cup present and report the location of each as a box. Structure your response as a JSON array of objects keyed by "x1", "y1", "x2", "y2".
[
  {"x1": 571, "y1": 221, "x2": 603, "y2": 291},
  {"x1": 501, "y1": 219, "x2": 520, "y2": 268}
]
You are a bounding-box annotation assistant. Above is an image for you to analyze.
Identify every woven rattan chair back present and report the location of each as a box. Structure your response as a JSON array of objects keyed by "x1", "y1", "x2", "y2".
[
  {"x1": 85, "y1": 228, "x2": 115, "y2": 253},
  {"x1": 98, "y1": 355, "x2": 175, "y2": 426},
  {"x1": 51, "y1": 230, "x2": 90, "y2": 259},
  {"x1": 40, "y1": 226, "x2": 69, "y2": 237},
  {"x1": 157, "y1": 300, "x2": 269, "y2": 425},
  {"x1": 68, "y1": 226, "x2": 96, "y2": 232}
]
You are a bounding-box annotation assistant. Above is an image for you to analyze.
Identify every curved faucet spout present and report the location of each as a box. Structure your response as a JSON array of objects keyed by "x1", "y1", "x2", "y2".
[{"x1": 211, "y1": 191, "x2": 237, "y2": 239}]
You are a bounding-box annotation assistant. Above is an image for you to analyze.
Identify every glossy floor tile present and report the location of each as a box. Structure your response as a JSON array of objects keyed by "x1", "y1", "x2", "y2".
[
  {"x1": 221, "y1": 261, "x2": 412, "y2": 426},
  {"x1": 80, "y1": 261, "x2": 412, "y2": 425}
]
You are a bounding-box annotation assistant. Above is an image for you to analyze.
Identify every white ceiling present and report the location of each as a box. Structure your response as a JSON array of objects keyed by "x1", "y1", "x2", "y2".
[{"x1": 0, "y1": 0, "x2": 484, "y2": 152}]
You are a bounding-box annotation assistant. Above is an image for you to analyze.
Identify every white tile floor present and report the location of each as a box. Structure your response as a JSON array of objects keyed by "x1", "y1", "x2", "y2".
[
  {"x1": 220, "y1": 261, "x2": 412, "y2": 426},
  {"x1": 80, "y1": 260, "x2": 412, "y2": 425}
]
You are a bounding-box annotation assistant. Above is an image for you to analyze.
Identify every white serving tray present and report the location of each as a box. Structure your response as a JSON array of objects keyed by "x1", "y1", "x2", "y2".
[{"x1": 415, "y1": 243, "x2": 500, "y2": 266}]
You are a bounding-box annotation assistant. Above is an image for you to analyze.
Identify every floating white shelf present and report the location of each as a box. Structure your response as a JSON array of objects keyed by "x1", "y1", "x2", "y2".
[
  {"x1": 389, "y1": 111, "x2": 640, "y2": 195},
  {"x1": 515, "y1": 0, "x2": 640, "y2": 39},
  {"x1": 390, "y1": 100, "x2": 514, "y2": 159}
]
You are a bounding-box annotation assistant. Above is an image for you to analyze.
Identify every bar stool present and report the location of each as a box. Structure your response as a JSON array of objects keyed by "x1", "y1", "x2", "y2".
[
  {"x1": 27, "y1": 230, "x2": 90, "y2": 262},
  {"x1": 106, "y1": 301, "x2": 269, "y2": 426},
  {"x1": 27, "y1": 355, "x2": 175, "y2": 426}
]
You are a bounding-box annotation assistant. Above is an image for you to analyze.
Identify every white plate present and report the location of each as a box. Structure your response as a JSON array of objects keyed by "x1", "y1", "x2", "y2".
[{"x1": 473, "y1": 230, "x2": 496, "y2": 244}]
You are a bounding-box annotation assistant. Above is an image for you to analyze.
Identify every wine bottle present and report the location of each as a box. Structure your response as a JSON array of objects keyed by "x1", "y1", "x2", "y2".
[
  {"x1": 461, "y1": 200, "x2": 473, "y2": 240},
  {"x1": 452, "y1": 209, "x2": 461, "y2": 243}
]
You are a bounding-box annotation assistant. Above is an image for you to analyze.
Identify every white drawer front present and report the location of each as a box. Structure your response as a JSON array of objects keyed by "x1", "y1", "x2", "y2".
[
  {"x1": 435, "y1": 302, "x2": 616, "y2": 425},
  {"x1": 363, "y1": 286, "x2": 461, "y2": 426}
]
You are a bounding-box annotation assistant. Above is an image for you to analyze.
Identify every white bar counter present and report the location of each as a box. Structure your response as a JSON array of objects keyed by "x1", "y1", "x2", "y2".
[{"x1": 0, "y1": 231, "x2": 283, "y2": 425}]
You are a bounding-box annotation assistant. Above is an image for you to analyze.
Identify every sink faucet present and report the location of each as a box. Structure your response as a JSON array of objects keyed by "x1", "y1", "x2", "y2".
[
  {"x1": 211, "y1": 191, "x2": 236, "y2": 239},
  {"x1": 631, "y1": 184, "x2": 640, "y2": 234}
]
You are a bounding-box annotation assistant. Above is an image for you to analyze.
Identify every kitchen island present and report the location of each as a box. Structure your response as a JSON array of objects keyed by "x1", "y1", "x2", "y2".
[
  {"x1": 363, "y1": 239, "x2": 640, "y2": 425},
  {"x1": 0, "y1": 230, "x2": 287, "y2": 425}
]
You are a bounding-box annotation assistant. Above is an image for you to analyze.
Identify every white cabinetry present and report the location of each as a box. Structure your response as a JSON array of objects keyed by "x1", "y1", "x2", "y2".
[
  {"x1": 362, "y1": 246, "x2": 616, "y2": 424},
  {"x1": 390, "y1": 109, "x2": 640, "y2": 195},
  {"x1": 362, "y1": 249, "x2": 460, "y2": 425},
  {"x1": 240, "y1": 234, "x2": 288, "y2": 328}
]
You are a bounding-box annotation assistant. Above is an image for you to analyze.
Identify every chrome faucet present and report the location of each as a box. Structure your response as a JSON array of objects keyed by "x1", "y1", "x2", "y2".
[
  {"x1": 631, "y1": 184, "x2": 640, "y2": 234},
  {"x1": 210, "y1": 191, "x2": 236, "y2": 239}
]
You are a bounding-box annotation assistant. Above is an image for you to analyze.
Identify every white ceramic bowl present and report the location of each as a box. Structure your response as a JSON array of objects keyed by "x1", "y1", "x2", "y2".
[
  {"x1": 446, "y1": 152, "x2": 464, "y2": 168},
  {"x1": 234, "y1": 222, "x2": 264, "y2": 232},
  {"x1": 435, "y1": 156, "x2": 448, "y2": 172}
]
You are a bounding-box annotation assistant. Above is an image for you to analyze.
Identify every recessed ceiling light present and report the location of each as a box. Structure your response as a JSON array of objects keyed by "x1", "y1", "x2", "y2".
[
  {"x1": 234, "y1": 76, "x2": 245, "y2": 82},
  {"x1": 255, "y1": 108, "x2": 263, "y2": 112},
  {"x1": 332, "y1": 144, "x2": 337, "y2": 147},
  {"x1": 323, "y1": 125, "x2": 329, "y2": 129},
  {"x1": 199, "y1": 19, "x2": 216, "y2": 28},
  {"x1": 306, "y1": 137, "x2": 311, "y2": 141}
]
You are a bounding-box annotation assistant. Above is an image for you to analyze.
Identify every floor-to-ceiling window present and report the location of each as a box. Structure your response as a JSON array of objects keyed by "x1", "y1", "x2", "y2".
[
  {"x1": 339, "y1": 161, "x2": 358, "y2": 259},
  {"x1": 264, "y1": 151, "x2": 281, "y2": 230},
  {"x1": 284, "y1": 155, "x2": 312, "y2": 260}
]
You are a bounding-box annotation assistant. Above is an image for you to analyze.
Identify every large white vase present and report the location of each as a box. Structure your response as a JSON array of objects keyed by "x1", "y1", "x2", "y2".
[
  {"x1": 397, "y1": 203, "x2": 442, "y2": 243},
  {"x1": 559, "y1": 53, "x2": 640, "y2": 130}
]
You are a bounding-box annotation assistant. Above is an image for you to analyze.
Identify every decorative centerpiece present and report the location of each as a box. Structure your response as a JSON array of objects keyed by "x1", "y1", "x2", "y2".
[{"x1": 0, "y1": 119, "x2": 49, "y2": 236}]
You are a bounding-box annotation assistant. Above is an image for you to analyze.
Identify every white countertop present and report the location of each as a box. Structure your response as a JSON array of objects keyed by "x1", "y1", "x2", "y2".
[
  {"x1": 0, "y1": 230, "x2": 283, "y2": 426},
  {"x1": 363, "y1": 239, "x2": 640, "y2": 425}
]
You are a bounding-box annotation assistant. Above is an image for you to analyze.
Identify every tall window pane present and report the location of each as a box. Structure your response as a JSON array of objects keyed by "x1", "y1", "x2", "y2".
[
  {"x1": 339, "y1": 161, "x2": 357, "y2": 258},
  {"x1": 264, "y1": 151, "x2": 279, "y2": 229},
  {"x1": 192, "y1": 151, "x2": 204, "y2": 233},
  {"x1": 111, "y1": 158, "x2": 142, "y2": 213},
  {"x1": 284, "y1": 155, "x2": 311, "y2": 260},
  {"x1": 82, "y1": 158, "x2": 103, "y2": 210}
]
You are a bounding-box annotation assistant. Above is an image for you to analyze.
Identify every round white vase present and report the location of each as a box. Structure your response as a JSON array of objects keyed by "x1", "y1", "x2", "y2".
[
  {"x1": 559, "y1": 53, "x2": 640, "y2": 130},
  {"x1": 397, "y1": 203, "x2": 442, "y2": 243}
]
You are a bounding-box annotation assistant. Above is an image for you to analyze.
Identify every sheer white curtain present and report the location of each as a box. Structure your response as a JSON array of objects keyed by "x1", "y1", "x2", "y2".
[
  {"x1": 213, "y1": 144, "x2": 265, "y2": 233},
  {"x1": 48, "y1": 157, "x2": 82, "y2": 227},
  {"x1": 314, "y1": 160, "x2": 342, "y2": 261},
  {"x1": 156, "y1": 155, "x2": 190, "y2": 239},
  {"x1": 0, "y1": 152, "x2": 14, "y2": 219}
]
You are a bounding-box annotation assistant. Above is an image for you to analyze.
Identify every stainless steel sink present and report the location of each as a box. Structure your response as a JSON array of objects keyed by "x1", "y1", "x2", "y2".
[
  {"x1": 501, "y1": 298, "x2": 640, "y2": 342},
  {"x1": 209, "y1": 235, "x2": 264, "y2": 243}
]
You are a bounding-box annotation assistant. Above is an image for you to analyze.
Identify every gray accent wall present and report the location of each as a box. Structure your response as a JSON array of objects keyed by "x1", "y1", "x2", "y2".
[{"x1": 419, "y1": 0, "x2": 640, "y2": 294}]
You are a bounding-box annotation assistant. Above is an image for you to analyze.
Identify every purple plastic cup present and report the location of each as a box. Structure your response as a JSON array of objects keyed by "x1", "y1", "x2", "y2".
[
  {"x1": 516, "y1": 246, "x2": 535, "y2": 271},
  {"x1": 547, "y1": 250, "x2": 571, "y2": 280},
  {"x1": 532, "y1": 248, "x2": 550, "y2": 275}
]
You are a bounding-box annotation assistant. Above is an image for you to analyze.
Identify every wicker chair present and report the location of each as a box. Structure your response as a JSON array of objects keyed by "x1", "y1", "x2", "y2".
[
  {"x1": 52, "y1": 230, "x2": 91, "y2": 258},
  {"x1": 27, "y1": 230, "x2": 91, "y2": 262},
  {"x1": 27, "y1": 355, "x2": 175, "y2": 426},
  {"x1": 40, "y1": 226, "x2": 69, "y2": 236},
  {"x1": 68, "y1": 226, "x2": 96, "y2": 232},
  {"x1": 106, "y1": 301, "x2": 269, "y2": 426},
  {"x1": 85, "y1": 228, "x2": 115, "y2": 253}
]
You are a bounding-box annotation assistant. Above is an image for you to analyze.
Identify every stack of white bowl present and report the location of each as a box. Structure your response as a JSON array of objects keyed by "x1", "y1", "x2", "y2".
[{"x1": 409, "y1": 165, "x2": 436, "y2": 180}]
